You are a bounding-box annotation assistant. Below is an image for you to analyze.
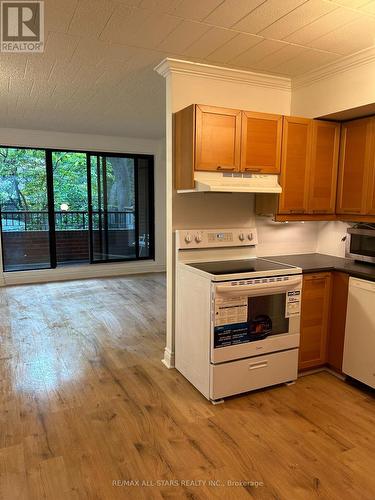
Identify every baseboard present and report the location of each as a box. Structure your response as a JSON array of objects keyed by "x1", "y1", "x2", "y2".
[
  {"x1": 1, "y1": 262, "x2": 166, "y2": 286},
  {"x1": 298, "y1": 365, "x2": 345, "y2": 381},
  {"x1": 162, "y1": 347, "x2": 175, "y2": 369}
]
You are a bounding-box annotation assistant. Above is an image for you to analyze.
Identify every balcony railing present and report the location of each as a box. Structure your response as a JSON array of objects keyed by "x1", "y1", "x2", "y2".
[{"x1": 0, "y1": 210, "x2": 135, "y2": 232}]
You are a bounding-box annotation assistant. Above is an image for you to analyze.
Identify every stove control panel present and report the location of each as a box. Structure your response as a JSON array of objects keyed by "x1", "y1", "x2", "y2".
[{"x1": 178, "y1": 228, "x2": 258, "y2": 249}]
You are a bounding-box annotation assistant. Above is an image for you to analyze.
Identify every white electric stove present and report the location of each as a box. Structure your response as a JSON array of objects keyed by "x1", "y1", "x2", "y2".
[{"x1": 175, "y1": 228, "x2": 302, "y2": 403}]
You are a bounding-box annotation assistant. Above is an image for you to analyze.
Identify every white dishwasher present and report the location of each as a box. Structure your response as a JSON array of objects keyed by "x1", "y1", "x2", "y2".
[{"x1": 343, "y1": 277, "x2": 375, "y2": 388}]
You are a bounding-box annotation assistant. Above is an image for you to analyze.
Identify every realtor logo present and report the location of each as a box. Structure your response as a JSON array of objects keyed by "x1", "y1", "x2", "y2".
[{"x1": 1, "y1": 1, "x2": 44, "y2": 52}]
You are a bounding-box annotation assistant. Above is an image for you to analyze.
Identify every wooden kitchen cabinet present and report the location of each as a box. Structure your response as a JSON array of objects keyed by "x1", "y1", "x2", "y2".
[
  {"x1": 336, "y1": 117, "x2": 374, "y2": 215},
  {"x1": 174, "y1": 104, "x2": 283, "y2": 189},
  {"x1": 278, "y1": 118, "x2": 340, "y2": 217},
  {"x1": 299, "y1": 272, "x2": 332, "y2": 371},
  {"x1": 174, "y1": 104, "x2": 242, "y2": 189},
  {"x1": 365, "y1": 123, "x2": 375, "y2": 215},
  {"x1": 195, "y1": 104, "x2": 242, "y2": 172},
  {"x1": 240, "y1": 111, "x2": 283, "y2": 174},
  {"x1": 278, "y1": 116, "x2": 312, "y2": 214},
  {"x1": 327, "y1": 272, "x2": 349, "y2": 373},
  {"x1": 308, "y1": 120, "x2": 340, "y2": 214}
]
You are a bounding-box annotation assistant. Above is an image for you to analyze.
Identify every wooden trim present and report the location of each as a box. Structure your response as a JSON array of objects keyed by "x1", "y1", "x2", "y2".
[
  {"x1": 274, "y1": 213, "x2": 337, "y2": 222},
  {"x1": 327, "y1": 272, "x2": 349, "y2": 373},
  {"x1": 196, "y1": 104, "x2": 241, "y2": 116},
  {"x1": 366, "y1": 117, "x2": 375, "y2": 214},
  {"x1": 338, "y1": 214, "x2": 375, "y2": 222},
  {"x1": 173, "y1": 105, "x2": 195, "y2": 190}
]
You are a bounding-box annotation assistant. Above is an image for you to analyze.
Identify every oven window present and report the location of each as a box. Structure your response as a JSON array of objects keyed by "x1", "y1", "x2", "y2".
[
  {"x1": 248, "y1": 294, "x2": 289, "y2": 339},
  {"x1": 350, "y1": 235, "x2": 375, "y2": 258}
]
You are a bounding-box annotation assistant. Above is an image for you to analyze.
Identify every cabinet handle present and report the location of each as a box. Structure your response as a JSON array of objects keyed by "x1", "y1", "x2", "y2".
[
  {"x1": 312, "y1": 210, "x2": 329, "y2": 213},
  {"x1": 217, "y1": 166, "x2": 235, "y2": 171},
  {"x1": 249, "y1": 361, "x2": 268, "y2": 370},
  {"x1": 244, "y1": 168, "x2": 262, "y2": 172},
  {"x1": 341, "y1": 209, "x2": 361, "y2": 213},
  {"x1": 290, "y1": 209, "x2": 306, "y2": 213}
]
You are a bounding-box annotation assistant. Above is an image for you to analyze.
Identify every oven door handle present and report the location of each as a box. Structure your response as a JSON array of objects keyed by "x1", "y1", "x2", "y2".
[{"x1": 215, "y1": 276, "x2": 302, "y2": 295}]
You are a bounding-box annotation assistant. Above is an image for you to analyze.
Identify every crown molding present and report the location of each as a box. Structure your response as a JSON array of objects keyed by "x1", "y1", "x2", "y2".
[
  {"x1": 292, "y1": 46, "x2": 375, "y2": 90},
  {"x1": 154, "y1": 58, "x2": 291, "y2": 92}
]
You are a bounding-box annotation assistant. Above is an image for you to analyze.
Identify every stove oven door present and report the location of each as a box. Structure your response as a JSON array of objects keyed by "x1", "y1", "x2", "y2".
[{"x1": 211, "y1": 276, "x2": 302, "y2": 363}]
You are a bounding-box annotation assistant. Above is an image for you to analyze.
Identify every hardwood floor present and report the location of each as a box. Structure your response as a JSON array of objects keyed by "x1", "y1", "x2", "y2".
[{"x1": 0, "y1": 273, "x2": 374, "y2": 499}]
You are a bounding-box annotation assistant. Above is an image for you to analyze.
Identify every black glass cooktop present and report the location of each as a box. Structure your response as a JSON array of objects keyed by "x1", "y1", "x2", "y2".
[{"x1": 187, "y1": 258, "x2": 296, "y2": 275}]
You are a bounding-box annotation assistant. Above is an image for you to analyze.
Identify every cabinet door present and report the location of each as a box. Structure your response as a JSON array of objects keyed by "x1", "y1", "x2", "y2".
[
  {"x1": 279, "y1": 116, "x2": 312, "y2": 214},
  {"x1": 327, "y1": 272, "x2": 349, "y2": 373},
  {"x1": 299, "y1": 273, "x2": 332, "y2": 371},
  {"x1": 308, "y1": 120, "x2": 340, "y2": 214},
  {"x1": 195, "y1": 105, "x2": 241, "y2": 172},
  {"x1": 336, "y1": 117, "x2": 373, "y2": 215},
  {"x1": 366, "y1": 119, "x2": 375, "y2": 214},
  {"x1": 240, "y1": 111, "x2": 282, "y2": 174}
]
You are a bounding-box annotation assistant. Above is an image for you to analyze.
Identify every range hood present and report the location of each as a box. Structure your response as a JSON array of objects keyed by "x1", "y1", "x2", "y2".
[{"x1": 177, "y1": 171, "x2": 282, "y2": 194}]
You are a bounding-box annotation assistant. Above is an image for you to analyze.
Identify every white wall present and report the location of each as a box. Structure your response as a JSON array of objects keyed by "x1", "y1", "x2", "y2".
[
  {"x1": 0, "y1": 127, "x2": 166, "y2": 285},
  {"x1": 316, "y1": 221, "x2": 350, "y2": 258},
  {"x1": 292, "y1": 48, "x2": 375, "y2": 118},
  {"x1": 290, "y1": 52, "x2": 375, "y2": 259},
  {"x1": 256, "y1": 218, "x2": 320, "y2": 257}
]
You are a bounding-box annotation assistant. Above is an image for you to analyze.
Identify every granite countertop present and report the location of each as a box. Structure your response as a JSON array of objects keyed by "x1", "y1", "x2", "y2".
[{"x1": 265, "y1": 253, "x2": 375, "y2": 282}]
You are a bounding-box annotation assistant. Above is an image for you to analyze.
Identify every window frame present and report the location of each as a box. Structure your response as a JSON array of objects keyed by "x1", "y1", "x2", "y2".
[{"x1": 0, "y1": 145, "x2": 155, "y2": 272}]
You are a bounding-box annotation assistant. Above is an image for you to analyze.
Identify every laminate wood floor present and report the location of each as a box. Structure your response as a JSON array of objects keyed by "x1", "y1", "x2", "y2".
[{"x1": 0, "y1": 274, "x2": 374, "y2": 500}]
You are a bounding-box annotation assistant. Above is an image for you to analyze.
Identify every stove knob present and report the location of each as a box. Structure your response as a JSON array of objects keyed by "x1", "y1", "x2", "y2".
[
  {"x1": 185, "y1": 233, "x2": 192, "y2": 243},
  {"x1": 195, "y1": 234, "x2": 202, "y2": 243},
  {"x1": 239, "y1": 233, "x2": 245, "y2": 241},
  {"x1": 248, "y1": 232, "x2": 254, "y2": 241}
]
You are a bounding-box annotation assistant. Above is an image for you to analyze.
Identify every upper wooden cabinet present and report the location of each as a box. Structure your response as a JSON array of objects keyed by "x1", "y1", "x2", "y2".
[
  {"x1": 308, "y1": 120, "x2": 340, "y2": 214},
  {"x1": 278, "y1": 118, "x2": 340, "y2": 217},
  {"x1": 367, "y1": 154, "x2": 375, "y2": 215},
  {"x1": 240, "y1": 111, "x2": 282, "y2": 174},
  {"x1": 174, "y1": 104, "x2": 283, "y2": 190},
  {"x1": 336, "y1": 117, "x2": 374, "y2": 215},
  {"x1": 279, "y1": 116, "x2": 312, "y2": 214},
  {"x1": 195, "y1": 104, "x2": 241, "y2": 172}
]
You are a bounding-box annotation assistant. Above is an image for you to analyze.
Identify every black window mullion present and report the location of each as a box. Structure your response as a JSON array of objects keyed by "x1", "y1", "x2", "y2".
[
  {"x1": 134, "y1": 157, "x2": 140, "y2": 259},
  {"x1": 0, "y1": 207, "x2": 5, "y2": 272},
  {"x1": 149, "y1": 156, "x2": 155, "y2": 260},
  {"x1": 96, "y1": 155, "x2": 103, "y2": 259},
  {"x1": 45, "y1": 150, "x2": 56, "y2": 269},
  {"x1": 86, "y1": 153, "x2": 94, "y2": 264},
  {"x1": 102, "y1": 156, "x2": 109, "y2": 260}
]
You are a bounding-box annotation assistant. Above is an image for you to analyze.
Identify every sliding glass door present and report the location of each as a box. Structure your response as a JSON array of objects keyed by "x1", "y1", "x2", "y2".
[
  {"x1": 0, "y1": 147, "x2": 51, "y2": 271},
  {"x1": 52, "y1": 151, "x2": 89, "y2": 266},
  {"x1": 88, "y1": 154, "x2": 153, "y2": 263},
  {"x1": 0, "y1": 147, "x2": 154, "y2": 272}
]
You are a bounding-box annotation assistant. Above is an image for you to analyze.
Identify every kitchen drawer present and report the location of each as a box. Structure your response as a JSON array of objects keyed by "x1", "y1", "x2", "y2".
[{"x1": 210, "y1": 349, "x2": 298, "y2": 400}]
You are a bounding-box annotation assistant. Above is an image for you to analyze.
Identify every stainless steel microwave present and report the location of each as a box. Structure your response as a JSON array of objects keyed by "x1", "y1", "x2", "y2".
[{"x1": 346, "y1": 227, "x2": 375, "y2": 264}]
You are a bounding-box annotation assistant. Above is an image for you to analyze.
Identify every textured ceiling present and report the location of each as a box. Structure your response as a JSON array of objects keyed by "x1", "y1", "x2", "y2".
[{"x1": 1, "y1": 0, "x2": 375, "y2": 139}]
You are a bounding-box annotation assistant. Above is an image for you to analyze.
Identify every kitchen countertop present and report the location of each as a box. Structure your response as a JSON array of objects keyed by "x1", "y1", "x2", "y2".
[{"x1": 265, "y1": 253, "x2": 375, "y2": 282}]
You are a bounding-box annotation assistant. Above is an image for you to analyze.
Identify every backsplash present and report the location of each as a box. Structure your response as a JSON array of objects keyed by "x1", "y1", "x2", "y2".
[
  {"x1": 317, "y1": 221, "x2": 350, "y2": 258},
  {"x1": 256, "y1": 217, "x2": 320, "y2": 257}
]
